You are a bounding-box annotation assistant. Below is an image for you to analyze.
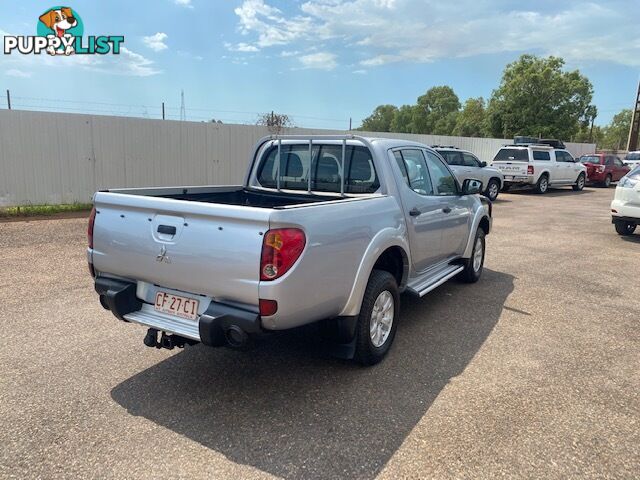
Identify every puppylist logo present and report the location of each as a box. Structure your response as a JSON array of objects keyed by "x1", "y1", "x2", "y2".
[{"x1": 4, "y1": 6, "x2": 124, "y2": 56}]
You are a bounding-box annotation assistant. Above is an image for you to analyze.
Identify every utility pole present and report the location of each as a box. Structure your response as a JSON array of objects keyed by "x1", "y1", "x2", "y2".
[
  {"x1": 180, "y1": 90, "x2": 186, "y2": 121},
  {"x1": 349, "y1": 117, "x2": 352, "y2": 131},
  {"x1": 162, "y1": 102, "x2": 165, "y2": 120},
  {"x1": 6, "y1": 89, "x2": 11, "y2": 110},
  {"x1": 627, "y1": 80, "x2": 640, "y2": 152}
]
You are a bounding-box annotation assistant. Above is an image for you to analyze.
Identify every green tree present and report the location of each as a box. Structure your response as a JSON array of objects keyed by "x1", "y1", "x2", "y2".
[
  {"x1": 411, "y1": 86, "x2": 460, "y2": 135},
  {"x1": 486, "y1": 55, "x2": 593, "y2": 140},
  {"x1": 601, "y1": 109, "x2": 632, "y2": 150},
  {"x1": 390, "y1": 105, "x2": 415, "y2": 133},
  {"x1": 453, "y1": 97, "x2": 487, "y2": 137},
  {"x1": 360, "y1": 104, "x2": 398, "y2": 132}
]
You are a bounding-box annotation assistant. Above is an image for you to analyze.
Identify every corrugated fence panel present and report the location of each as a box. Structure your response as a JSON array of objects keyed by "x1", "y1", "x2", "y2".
[{"x1": 0, "y1": 109, "x2": 596, "y2": 206}]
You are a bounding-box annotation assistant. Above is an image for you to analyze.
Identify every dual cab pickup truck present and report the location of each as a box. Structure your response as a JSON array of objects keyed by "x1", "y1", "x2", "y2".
[
  {"x1": 492, "y1": 144, "x2": 587, "y2": 194},
  {"x1": 88, "y1": 136, "x2": 492, "y2": 365}
]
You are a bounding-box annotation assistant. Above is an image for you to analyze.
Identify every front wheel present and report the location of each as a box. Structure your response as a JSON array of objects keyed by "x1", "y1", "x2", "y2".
[
  {"x1": 354, "y1": 270, "x2": 399, "y2": 365},
  {"x1": 572, "y1": 173, "x2": 586, "y2": 191},
  {"x1": 602, "y1": 175, "x2": 612, "y2": 188},
  {"x1": 485, "y1": 179, "x2": 500, "y2": 202},
  {"x1": 535, "y1": 174, "x2": 549, "y2": 194},
  {"x1": 459, "y1": 229, "x2": 485, "y2": 283},
  {"x1": 614, "y1": 221, "x2": 636, "y2": 236}
]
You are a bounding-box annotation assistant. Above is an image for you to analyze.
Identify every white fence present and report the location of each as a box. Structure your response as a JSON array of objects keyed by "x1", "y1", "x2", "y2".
[{"x1": 0, "y1": 109, "x2": 596, "y2": 206}]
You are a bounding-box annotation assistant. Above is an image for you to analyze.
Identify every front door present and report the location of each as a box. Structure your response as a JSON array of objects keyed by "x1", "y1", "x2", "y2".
[{"x1": 392, "y1": 149, "x2": 450, "y2": 271}]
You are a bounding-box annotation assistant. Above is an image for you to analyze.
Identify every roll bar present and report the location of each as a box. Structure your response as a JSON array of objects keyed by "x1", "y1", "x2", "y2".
[{"x1": 254, "y1": 135, "x2": 378, "y2": 196}]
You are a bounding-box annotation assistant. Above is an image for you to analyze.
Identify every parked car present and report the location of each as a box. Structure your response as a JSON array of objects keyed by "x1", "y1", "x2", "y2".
[
  {"x1": 611, "y1": 166, "x2": 640, "y2": 236},
  {"x1": 623, "y1": 151, "x2": 640, "y2": 170},
  {"x1": 491, "y1": 144, "x2": 587, "y2": 194},
  {"x1": 432, "y1": 146, "x2": 504, "y2": 201},
  {"x1": 88, "y1": 135, "x2": 492, "y2": 365},
  {"x1": 580, "y1": 153, "x2": 630, "y2": 187}
]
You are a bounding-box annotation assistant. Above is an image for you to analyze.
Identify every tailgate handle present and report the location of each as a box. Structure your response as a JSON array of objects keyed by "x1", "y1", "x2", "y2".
[{"x1": 157, "y1": 225, "x2": 177, "y2": 235}]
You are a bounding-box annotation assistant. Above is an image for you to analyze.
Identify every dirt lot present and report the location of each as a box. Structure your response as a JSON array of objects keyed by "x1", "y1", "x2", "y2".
[{"x1": 0, "y1": 187, "x2": 638, "y2": 479}]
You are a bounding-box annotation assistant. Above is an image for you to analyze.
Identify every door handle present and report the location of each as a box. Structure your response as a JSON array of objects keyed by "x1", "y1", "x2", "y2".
[
  {"x1": 157, "y1": 225, "x2": 177, "y2": 235},
  {"x1": 442, "y1": 207, "x2": 452, "y2": 214},
  {"x1": 409, "y1": 207, "x2": 421, "y2": 217}
]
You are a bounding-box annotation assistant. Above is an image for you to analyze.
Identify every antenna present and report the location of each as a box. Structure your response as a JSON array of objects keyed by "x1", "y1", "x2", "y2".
[{"x1": 180, "y1": 89, "x2": 186, "y2": 121}]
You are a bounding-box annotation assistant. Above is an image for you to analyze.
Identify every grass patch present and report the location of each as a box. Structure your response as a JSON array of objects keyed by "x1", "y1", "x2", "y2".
[{"x1": 0, "y1": 203, "x2": 93, "y2": 218}]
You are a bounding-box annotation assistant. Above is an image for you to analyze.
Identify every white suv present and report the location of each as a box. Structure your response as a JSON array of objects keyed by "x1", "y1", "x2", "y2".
[
  {"x1": 492, "y1": 144, "x2": 587, "y2": 194},
  {"x1": 611, "y1": 166, "x2": 640, "y2": 236},
  {"x1": 623, "y1": 151, "x2": 640, "y2": 170}
]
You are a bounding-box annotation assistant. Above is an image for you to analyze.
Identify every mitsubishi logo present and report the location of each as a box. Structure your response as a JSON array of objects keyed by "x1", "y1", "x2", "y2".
[{"x1": 156, "y1": 245, "x2": 171, "y2": 264}]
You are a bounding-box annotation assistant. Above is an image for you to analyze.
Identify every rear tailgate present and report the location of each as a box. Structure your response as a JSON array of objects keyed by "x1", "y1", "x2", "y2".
[
  {"x1": 493, "y1": 161, "x2": 529, "y2": 178},
  {"x1": 91, "y1": 191, "x2": 270, "y2": 307}
]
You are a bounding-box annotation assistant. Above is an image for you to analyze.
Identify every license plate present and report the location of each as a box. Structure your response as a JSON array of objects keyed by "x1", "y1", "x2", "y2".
[{"x1": 154, "y1": 291, "x2": 199, "y2": 320}]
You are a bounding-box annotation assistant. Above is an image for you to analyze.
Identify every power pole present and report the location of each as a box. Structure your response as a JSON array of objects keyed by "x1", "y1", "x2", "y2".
[
  {"x1": 6, "y1": 89, "x2": 11, "y2": 110},
  {"x1": 180, "y1": 90, "x2": 186, "y2": 121},
  {"x1": 627, "y1": 80, "x2": 640, "y2": 152},
  {"x1": 162, "y1": 102, "x2": 165, "y2": 120},
  {"x1": 349, "y1": 117, "x2": 352, "y2": 131}
]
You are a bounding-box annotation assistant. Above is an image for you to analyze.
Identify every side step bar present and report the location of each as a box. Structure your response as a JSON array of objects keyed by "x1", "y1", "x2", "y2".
[{"x1": 406, "y1": 264, "x2": 464, "y2": 297}]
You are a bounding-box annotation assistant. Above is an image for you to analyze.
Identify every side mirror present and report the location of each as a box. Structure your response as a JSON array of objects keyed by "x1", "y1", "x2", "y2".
[
  {"x1": 480, "y1": 161, "x2": 487, "y2": 168},
  {"x1": 462, "y1": 178, "x2": 483, "y2": 195}
]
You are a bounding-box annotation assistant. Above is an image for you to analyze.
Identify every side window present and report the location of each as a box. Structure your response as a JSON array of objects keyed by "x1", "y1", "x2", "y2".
[
  {"x1": 533, "y1": 150, "x2": 550, "y2": 161},
  {"x1": 605, "y1": 156, "x2": 614, "y2": 166},
  {"x1": 440, "y1": 151, "x2": 463, "y2": 166},
  {"x1": 462, "y1": 153, "x2": 480, "y2": 167},
  {"x1": 555, "y1": 151, "x2": 567, "y2": 162},
  {"x1": 614, "y1": 157, "x2": 624, "y2": 167},
  {"x1": 393, "y1": 151, "x2": 409, "y2": 186},
  {"x1": 397, "y1": 149, "x2": 434, "y2": 195},
  {"x1": 425, "y1": 151, "x2": 458, "y2": 196},
  {"x1": 564, "y1": 152, "x2": 575, "y2": 163}
]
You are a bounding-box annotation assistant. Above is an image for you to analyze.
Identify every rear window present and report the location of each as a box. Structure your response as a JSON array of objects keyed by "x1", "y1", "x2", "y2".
[
  {"x1": 494, "y1": 148, "x2": 529, "y2": 162},
  {"x1": 625, "y1": 153, "x2": 640, "y2": 161},
  {"x1": 257, "y1": 144, "x2": 380, "y2": 194},
  {"x1": 580, "y1": 155, "x2": 601, "y2": 164}
]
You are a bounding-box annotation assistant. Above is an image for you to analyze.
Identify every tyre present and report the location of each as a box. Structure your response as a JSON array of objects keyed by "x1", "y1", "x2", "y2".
[
  {"x1": 572, "y1": 173, "x2": 585, "y2": 191},
  {"x1": 354, "y1": 270, "x2": 399, "y2": 365},
  {"x1": 614, "y1": 221, "x2": 636, "y2": 236},
  {"x1": 459, "y1": 228, "x2": 485, "y2": 283},
  {"x1": 535, "y1": 174, "x2": 549, "y2": 194},
  {"x1": 485, "y1": 179, "x2": 500, "y2": 201},
  {"x1": 602, "y1": 175, "x2": 612, "y2": 188}
]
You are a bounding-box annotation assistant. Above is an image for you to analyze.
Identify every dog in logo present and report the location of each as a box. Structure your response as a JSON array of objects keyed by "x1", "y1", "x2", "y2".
[{"x1": 38, "y1": 7, "x2": 78, "y2": 55}]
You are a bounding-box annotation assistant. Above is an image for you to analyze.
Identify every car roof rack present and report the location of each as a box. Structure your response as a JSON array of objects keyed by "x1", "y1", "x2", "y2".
[
  {"x1": 502, "y1": 143, "x2": 553, "y2": 149},
  {"x1": 431, "y1": 145, "x2": 458, "y2": 149}
]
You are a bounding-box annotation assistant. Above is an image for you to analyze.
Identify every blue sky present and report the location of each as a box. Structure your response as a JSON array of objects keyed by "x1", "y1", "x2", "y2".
[{"x1": 1, "y1": 0, "x2": 639, "y2": 129}]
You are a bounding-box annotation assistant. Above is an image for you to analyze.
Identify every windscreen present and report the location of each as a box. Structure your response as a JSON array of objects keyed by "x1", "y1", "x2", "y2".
[
  {"x1": 493, "y1": 148, "x2": 529, "y2": 162},
  {"x1": 256, "y1": 143, "x2": 380, "y2": 194},
  {"x1": 580, "y1": 155, "x2": 601, "y2": 164}
]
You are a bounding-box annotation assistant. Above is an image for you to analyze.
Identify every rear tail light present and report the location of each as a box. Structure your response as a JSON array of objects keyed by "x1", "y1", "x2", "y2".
[
  {"x1": 527, "y1": 165, "x2": 534, "y2": 175},
  {"x1": 259, "y1": 299, "x2": 278, "y2": 316},
  {"x1": 260, "y1": 228, "x2": 306, "y2": 281},
  {"x1": 88, "y1": 207, "x2": 96, "y2": 249}
]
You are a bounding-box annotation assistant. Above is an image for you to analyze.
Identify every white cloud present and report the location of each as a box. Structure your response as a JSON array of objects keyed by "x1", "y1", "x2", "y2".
[
  {"x1": 230, "y1": 0, "x2": 640, "y2": 67},
  {"x1": 225, "y1": 42, "x2": 260, "y2": 52},
  {"x1": 174, "y1": 0, "x2": 193, "y2": 8},
  {"x1": 299, "y1": 52, "x2": 337, "y2": 70},
  {"x1": 352, "y1": 69, "x2": 367, "y2": 75},
  {"x1": 6, "y1": 69, "x2": 32, "y2": 78},
  {"x1": 279, "y1": 50, "x2": 300, "y2": 57},
  {"x1": 143, "y1": 32, "x2": 168, "y2": 52}
]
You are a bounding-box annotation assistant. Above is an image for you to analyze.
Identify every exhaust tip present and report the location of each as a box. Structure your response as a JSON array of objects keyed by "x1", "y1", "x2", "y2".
[{"x1": 225, "y1": 325, "x2": 249, "y2": 348}]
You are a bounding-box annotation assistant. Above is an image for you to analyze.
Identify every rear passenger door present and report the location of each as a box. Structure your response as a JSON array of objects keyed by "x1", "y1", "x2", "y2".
[
  {"x1": 392, "y1": 149, "x2": 449, "y2": 271},
  {"x1": 613, "y1": 157, "x2": 627, "y2": 181}
]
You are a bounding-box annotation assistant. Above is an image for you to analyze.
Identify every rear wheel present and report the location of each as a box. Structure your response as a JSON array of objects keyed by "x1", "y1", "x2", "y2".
[
  {"x1": 614, "y1": 221, "x2": 636, "y2": 236},
  {"x1": 354, "y1": 270, "x2": 399, "y2": 365},
  {"x1": 535, "y1": 174, "x2": 549, "y2": 194},
  {"x1": 485, "y1": 179, "x2": 500, "y2": 201},
  {"x1": 602, "y1": 174, "x2": 612, "y2": 188},
  {"x1": 572, "y1": 173, "x2": 586, "y2": 191}
]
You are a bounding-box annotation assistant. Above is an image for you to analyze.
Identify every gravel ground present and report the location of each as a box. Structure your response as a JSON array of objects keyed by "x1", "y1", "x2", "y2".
[{"x1": 0, "y1": 186, "x2": 638, "y2": 479}]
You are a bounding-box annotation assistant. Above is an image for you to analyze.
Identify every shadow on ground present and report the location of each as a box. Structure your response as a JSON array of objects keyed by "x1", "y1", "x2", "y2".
[
  {"x1": 506, "y1": 187, "x2": 594, "y2": 198},
  {"x1": 112, "y1": 269, "x2": 514, "y2": 479}
]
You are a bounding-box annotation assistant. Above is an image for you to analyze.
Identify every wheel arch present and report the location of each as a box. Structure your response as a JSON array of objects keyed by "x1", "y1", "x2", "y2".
[{"x1": 339, "y1": 230, "x2": 410, "y2": 317}]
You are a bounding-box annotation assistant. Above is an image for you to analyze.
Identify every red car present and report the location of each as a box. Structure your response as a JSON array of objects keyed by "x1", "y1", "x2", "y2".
[{"x1": 580, "y1": 153, "x2": 630, "y2": 187}]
